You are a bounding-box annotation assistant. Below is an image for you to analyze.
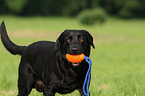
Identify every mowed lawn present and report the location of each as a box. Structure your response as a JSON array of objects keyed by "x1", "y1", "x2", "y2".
[{"x1": 0, "y1": 15, "x2": 145, "y2": 96}]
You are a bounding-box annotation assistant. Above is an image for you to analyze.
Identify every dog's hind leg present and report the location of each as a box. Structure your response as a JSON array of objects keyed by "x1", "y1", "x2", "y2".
[{"x1": 18, "y1": 57, "x2": 34, "y2": 96}]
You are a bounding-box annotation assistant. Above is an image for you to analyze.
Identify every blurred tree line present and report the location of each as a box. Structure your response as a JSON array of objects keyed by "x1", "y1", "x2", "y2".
[{"x1": 0, "y1": 0, "x2": 145, "y2": 18}]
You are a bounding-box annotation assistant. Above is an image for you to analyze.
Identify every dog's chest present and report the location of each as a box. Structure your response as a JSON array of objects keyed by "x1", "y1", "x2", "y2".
[{"x1": 54, "y1": 71, "x2": 86, "y2": 94}]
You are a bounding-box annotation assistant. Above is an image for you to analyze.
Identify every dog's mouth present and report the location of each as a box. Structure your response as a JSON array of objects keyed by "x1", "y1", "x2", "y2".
[
  {"x1": 72, "y1": 63, "x2": 80, "y2": 67},
  {"x1": 65, "y1": 53, "x2": 84, "y2": 67}
]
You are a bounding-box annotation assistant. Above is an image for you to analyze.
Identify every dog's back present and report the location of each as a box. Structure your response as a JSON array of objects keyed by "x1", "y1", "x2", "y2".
[{"x1": 22, "y1": 41, "x2": 57, "y2": 76}]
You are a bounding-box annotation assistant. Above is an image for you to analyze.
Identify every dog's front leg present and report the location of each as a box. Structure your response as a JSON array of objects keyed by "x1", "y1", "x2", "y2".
[
  {"x1": 78, "y1": 88, "x2": 90, "y2": 96},
  {"x1": 43, "y1": 86, "x2": 55, "y2": 96}
]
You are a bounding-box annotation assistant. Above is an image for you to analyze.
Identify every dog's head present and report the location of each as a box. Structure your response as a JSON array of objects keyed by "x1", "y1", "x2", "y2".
[{"x1": 56, "y1": 30, "x2": 95, "y2": 66}]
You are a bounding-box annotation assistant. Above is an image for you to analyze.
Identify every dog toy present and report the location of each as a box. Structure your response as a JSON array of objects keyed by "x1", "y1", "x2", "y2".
[
  {"x1": 66, "y1": 54, "x2": 85, "y2": 63},
  {"x1": 66, "y1": 54, "x2": 92, "y2": 96}
]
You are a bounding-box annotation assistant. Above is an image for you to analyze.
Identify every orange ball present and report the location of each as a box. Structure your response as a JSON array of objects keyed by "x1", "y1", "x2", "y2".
[{"x1": 66, "y1": 54, "x2": 85, "y2": 63}]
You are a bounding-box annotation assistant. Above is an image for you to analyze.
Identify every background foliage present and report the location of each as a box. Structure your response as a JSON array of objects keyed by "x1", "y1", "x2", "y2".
[
  {"x1": 78, "y1": 8, "x2": 107, "y2": 25},
  {"x1": 0, "y1": 0, "x2": 145, "y2": 18}
]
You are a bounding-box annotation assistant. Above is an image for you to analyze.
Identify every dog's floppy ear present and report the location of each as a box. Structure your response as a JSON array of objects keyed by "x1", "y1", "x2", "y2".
[
  {"x1": 55, "y1": 32, "x2": 64, "y2": 51},
  {"x1": 86, "y1": 31, "x2": 95, "y2": 48}
]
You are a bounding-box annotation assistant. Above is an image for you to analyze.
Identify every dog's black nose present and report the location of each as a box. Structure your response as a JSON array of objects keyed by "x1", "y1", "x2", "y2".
[{"x1": 71, "y1": 47, "x2": 79, "y2": 54}]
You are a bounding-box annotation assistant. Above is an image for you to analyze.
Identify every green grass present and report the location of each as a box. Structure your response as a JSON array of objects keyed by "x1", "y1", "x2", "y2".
[{"x1": 0, "y1": 15, "x2": 145, "y2": 96}]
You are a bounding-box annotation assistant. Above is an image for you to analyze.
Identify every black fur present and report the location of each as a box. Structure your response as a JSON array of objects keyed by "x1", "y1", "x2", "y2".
[
  {"x1": 0, "y1": 21, "x2": 95, "y2": 96},
  {"x1": 0, "y1": 21, "x2": 26, "y2": 55}
]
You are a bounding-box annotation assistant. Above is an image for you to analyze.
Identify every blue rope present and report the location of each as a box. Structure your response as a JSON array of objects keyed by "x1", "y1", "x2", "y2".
[{"x1": 83, "y1": 56, "x2": 92, "y2": 96}]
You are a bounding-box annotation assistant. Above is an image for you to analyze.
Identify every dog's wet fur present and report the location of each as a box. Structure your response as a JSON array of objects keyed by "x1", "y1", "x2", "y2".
[{"x1": 0, "y1": 21, "x2": 94, "y2": 96}]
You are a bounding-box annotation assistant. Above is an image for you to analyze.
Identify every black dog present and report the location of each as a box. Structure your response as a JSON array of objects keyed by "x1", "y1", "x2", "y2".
[{"x1": 0, "y1": 21, "x2": 95, "y2": 96}]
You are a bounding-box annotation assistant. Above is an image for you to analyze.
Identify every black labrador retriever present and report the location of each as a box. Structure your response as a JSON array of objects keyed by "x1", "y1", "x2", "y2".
[{"x1": 0, "y1": 21, "x2": 95, "y2": 96}]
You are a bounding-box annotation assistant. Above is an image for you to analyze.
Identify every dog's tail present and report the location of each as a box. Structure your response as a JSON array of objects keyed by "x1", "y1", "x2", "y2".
[{"x1": 0, "y1": 21, "x2": 26, "y2": 55}]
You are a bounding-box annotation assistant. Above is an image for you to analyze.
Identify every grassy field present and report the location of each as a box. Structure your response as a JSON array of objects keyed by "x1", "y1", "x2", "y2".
[{"x1": 0, "y1": 15, "x2": 145, "y2": 96}]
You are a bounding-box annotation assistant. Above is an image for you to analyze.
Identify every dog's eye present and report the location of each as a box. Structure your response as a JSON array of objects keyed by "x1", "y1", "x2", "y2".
[
  {"x1": 67, "y1": 39, "x2": 71, "y2": 43},
  {"x1": 80, "y1": 38, "x2": 84, "y2": 42},
  {"x1": 67, "y1": 36, "x2": 72, "y2": 43}
]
